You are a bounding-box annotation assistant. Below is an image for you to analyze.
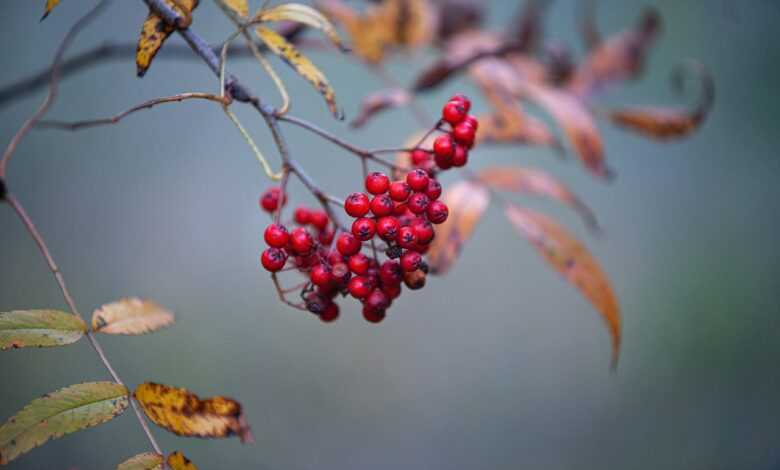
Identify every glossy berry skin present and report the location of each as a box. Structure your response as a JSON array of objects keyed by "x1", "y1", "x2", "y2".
[
  {"x1": 434, "y1": 149, "x2": 453, "y2": 170},
  {"x1": 310, "y1": 264, "x2": 333, "y2": 287},
  {"x1": 327, "y1": 251, "x2": 346, "y2": 266},
  {"x1": 331, "y1": 262, "x2": 351, "y2": 284},
  {"x1": 451, "y1": 145, "x2": 468, "y2": 167},
  {"x1": 362, "y1": 305, "x2": 386, "y2": 323},
  {"x1": 260, "y1": 187, "x2": 285, "y2": 212},
  {"x1": 370, "y1": 194, "x2": 394, "y2": 217},
  {"x1": 345, "y1": 192, "x2": 370, "y2": 217},
  {"x1": 293, "y1": 206, "x2": 311, "y2": 225},
  {"x1": 264, "y1": 223, "x2": 289, "y2": 248},
  {"x1": 453, "y1": 121, "x2": 476, "y2": 148},
  {"x1": 403, "y1": 269, "x2": 427, "y2": 290},
  {"x1": 310, "y1": 210, "x2": 329, "y2": 230},
  {"x1": 411, "y1": 149, "x2": 431, "y2": 166},
  {"x1": 442, "y1": 100, "x2": 467, "y2": 125},
  {"x1": 400, "y1": 250, "x2": 423, "y2": 272},
  {"x1": 348, "y1": 276, "x2": 373, "y2": 299},
  {"x1": 261, "y1": 247, "x2": 287, "y2": 272},
  {"x1": 425, "y1": 179, "x2": 442, "y2": 200},
  {"x1": 389, "y1": 181, "x2": 412, "y2": 202},
  {"x1": 351, "y1": 217, "x2": 376, "y2": 241},
  {"x1": 380, "y1": 260, "x2": 403, "y2": 286},
  {"x1": 433, "y1": 135, "x2": 455, "y2": 159},
  {"x1": 348, "y1": 253, "x2": 370, "y2": 275},
  {"x1": 396, "y1": 225, "x2": 418, "y2": 249},
  {"x1": 382, "y1": 283, "x2": 402, "y2": 300},
  {"x1": 290, "y1": 227, "x2": 315, "y2": 255},
  {"x1": 427, "y1": 200, "x2": 449, "y2": 224},
  {"x1": 376, "y1": 216, "x2": 401, "y2": 241},
  {"x1": 450, "y1": 94, "x2": 471, "y2": 112},
  {"x1": 336, "y1": 233, "x2": 361, "y2": 256},
  {"x1": 464, "y1": 114, "x2": 479, "y2": 131},
  {"x1": 406, "y1": 169, "x2": 430, "y2": 192},
  {"x1": 413, "y1": 220, "x2": 435, "y2": 245},
  {"x1": 365, "y1": 289, "x2": 390, "y2": 312},
  {"x1": 407, "y1": 192, "x2": 430, "y2": 214},
  {"x1": 319, "y1": 302, "x2": 339, "y2": 323},
  {"x1": 365, "y1": 172, "x2": 390, "y2": 195}
]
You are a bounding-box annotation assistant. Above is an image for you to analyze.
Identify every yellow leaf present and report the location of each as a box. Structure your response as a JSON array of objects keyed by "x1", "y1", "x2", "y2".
[
  {"x1": 91, "y1": 298, "x2": 174, "y2": 335},
  {"x1": 255, "y1": 26, "x2": 342, "y2": 119},
  {"x1": 504, "y1": 204, "x2": 621, "y2": 367},
  {"x1": 223, "y1": 0, "x2": 248, "y2": 17},
  {"x1": 116, "y1": 452, "x2": 164, "y2": 470},
  {"x1": 41, "y1": 0, "x2": 61, "y2": 20},
  {"x1": 136, "y1": 0, "x2": 199, "y2": 77},
  {"x1": 134, "y1": 382, "x2": 253, "y2": 443},
  {"x1": 255, "y1": 3, "x2": 348, "y2": 52},
  {"x1": 167, "y1": 451, "x2": 199, "y2": 470}
]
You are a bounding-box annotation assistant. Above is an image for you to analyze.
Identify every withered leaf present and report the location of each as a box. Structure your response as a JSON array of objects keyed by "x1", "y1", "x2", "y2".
[
  {"x1": 42, "y1": 0, "x2": 61, "y2": 20},
  {"x1": 136, "y1": 0, "x2": 199, "y2": 77},
  {"x1": 134, "y1": 382, "x2": 253, "y2": 443},
  {"x1": 91, "y1": 298, "x2": 174, "y2": 335},
  {"x1": 508, "y1": 0, "x2": 551, "y2": 53},
  {"x1": 167, "y1": 451, "x2": 199, "y2": 470},
  {"x1": 350, "y1": 88, "x2": 410, "y2": 128},
  {"x1": 116, "y1": 452, "x2": 164, "y2": 470},
  {"x1": 223, "y1": 0, "x2": 248, "y2": 18},
  {"x1": 505, "y1": 204, "x2": 620, "y2": 367},
  {"x1": 427, "y1": 181, "x2": 491, "y2": 274},
  {"x1": 255, "y1": 3, "x2": 348, "y2": 52}
]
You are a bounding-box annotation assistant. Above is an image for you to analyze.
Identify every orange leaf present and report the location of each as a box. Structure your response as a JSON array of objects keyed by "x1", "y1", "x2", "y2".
[
  {"x1": 504, "y1": 204, "x2": 620, "y2": 367},
  {"x1": 167, "y1": 451, "x2": 199, "y2": 470},
  {"x1": 41, "y1": 0, "x2": 61, "y2": 20},
  {"x1": 136, "y1": 0, "x2": 199, "y2": 77},
  {"x1": 427, "y1": 181, "x2": 490, "y2": 274}
]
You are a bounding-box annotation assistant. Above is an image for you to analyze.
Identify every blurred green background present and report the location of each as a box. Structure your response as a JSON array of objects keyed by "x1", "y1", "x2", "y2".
[{"x1": 1, "y1": 1, "x2": 779, "y2": 469}]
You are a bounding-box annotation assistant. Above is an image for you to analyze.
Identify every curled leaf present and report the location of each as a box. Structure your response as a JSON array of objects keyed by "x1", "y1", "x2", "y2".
[
  {"x1": 427, "y1": 181, "x2": 491, "y2": 274},
  {"x1": 223, "y1": 0, "x2": 248, "y2": 17},
  {"x1": 504, "y1": 204, "x2": 620, "y2": 367},
  {"x1": 167, "y1": 451, "x2": 199, "y2": 470},
  {"x1": 42, "y1": 0, "x2": 61, "y2": 20},
  {"x1": 116, "y1": 452, "x2": 164, "y2": 470},
  {"x1": 350, "y1": 88, "x2": 410, "y2": 128},
  {"x1": 0, "y1": 309, "x2": 86, "y2": 350},
  {"x1": 255, "y1": 3, "x2": 348, "y2": 52},
  {"x1": 256, "y1": 26, "x2": 342, "y2": 119},
  {"x1": 136, "y1": 0, "x2": 199, "y2": 77},
  {"x1": 134, "y1": 382, "x2": 253, "y2": 443},
  {"x1": 91, "y1": 298, "x2": 175, "y2": 335},
  {"x1": 478, "y1": 167, "x2": 599, "y2": 232},
  {"x1": 0, "y1": 382, "x2": 129, "y2": 464}
]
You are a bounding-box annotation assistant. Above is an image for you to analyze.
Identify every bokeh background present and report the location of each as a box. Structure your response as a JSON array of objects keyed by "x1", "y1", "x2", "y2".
[{"x1": 1, "y1": 1, "x2": 779, "y2": 469}]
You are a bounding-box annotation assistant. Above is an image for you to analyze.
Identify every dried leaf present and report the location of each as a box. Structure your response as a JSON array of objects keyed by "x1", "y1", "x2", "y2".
[
  {"x1": 136, "y1": 0, "x2": 199, "y2": 77},
  {"x1": 41, "y1": 0, "x2": 61, "y2": 20},
  {"x1": 350, "y1": 88, "x2": 410, "y2": 128},
  {"x1": 0, "y1": 382, "x2": 129, "y2": 464},
  {"x1": 509, "y1": 0, "x2": 551, "y2": 53},
  {"x1": 478, "y1": 167, "x2": 599, "y2": 232},
  {"x1": 91, "y1": 298, "x2": 174, "y2": 336},
  {"x1": 256, "y1": 26, "x2": 342, "y2": 119},
  {"x1": 505, "y1": 204, "x2": 620, "y2": 367},
  {"x1": 255, "y1": 3, "x2": 348, "y2": 52},
  {"x1": 167, "y1": 451, "x2": 199, "y2": 470},
  {"x1": 116, "y1": 452, "x2": 164, "y2": 470},
  {"x1": 134, "y1": 382, "x2": 253, "y2": 443},
  {"x1": 427, "y1": 181, "x2": 491, "y2": 274},
  {"x1": 0, "y1": 309, "x2": 86, "y2": 350},
  {"x1": 223, "y1": 0, "x2": 248, "y2": 17}
]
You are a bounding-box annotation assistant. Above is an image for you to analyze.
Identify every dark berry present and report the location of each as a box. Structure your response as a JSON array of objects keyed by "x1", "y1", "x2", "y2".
[
  {"x1": 290, "y1": 227, "x2": 315, "y2": 255},
  {"x1": 442, "y1": 100, "x2": 467, "y2": 125},
  {"x1": 362, "y1": 305, "x2": 386, "y2": 323},
  {"x1": 425, "y1": 179, "x2": 442, "y2": 200},
  {"x1": 319, "y1": 302, "x2": 339, "y2": 323},
  {"x1": 310, "y1": 264, "x2": 333, "y2": 287},
  {"x1": 426, "y1": 200, "x2": 449, "y2": 224},
  {"x1": 264, "y1": 223, "x2": 289, "y2": 248},
  {"x1": 403, "y1": 269, "x2": 427, "y2": 290},
  {"x1": 348, "y1": 276, "x2": 373, "y2": 299},
  {"x1": 294, "y1": 206, "x2": 311, "y2": 225},
  {"x1": 451, "y1": 144, "x2": 468, "y2": 167},
  {"x1": 351, "y1": 217, "x2": 376, "y2": 241},
  {"x1": 348, "y1": 253, "x2": 370, "y2": 275},
  {"x1": 261, "y1": 247, "x2": 287, "y2": 272},
  {"x1": 336, "y1": 233, "x2": 361, "y2": 256},
  {"x1": 370, "y1": 194, "x2": 394, "y2": 217},
  {"x1": 396, "y1": 225, "x2": 418, "y2": 249},
  {"x1": 433, "y1": 135, "x2": 455, "y2": 160},
  {"x1": 407, "y1": 192, "x2": 430, "y2": 214},
  {"x1": 365, "y1": 172, "x2": 390, "y2": 195},
  {"x1": 434, "y1": 149, "x2": 453, "y2": 169},
  {"x1": 406, "y1": 169, "x2": 430, "y2": 192},
  {"x1": 400, "y1": 250, "x2": 423, "y2": 272},
  {"x1": 376, "y1": 216, "x2": 400, "y2": 241},
  {"x1": 345, "y1": 192, "x2": 370, "y2": 217},
  {"x1": 304, "y1": 292, "x2": 328, "y2": 314},
  {"x1": 382, "y1": 283, "x2": 402, "y2": 300},
  {"x1": 388, "y1": 181, "x2": 411, "y2": 202}
]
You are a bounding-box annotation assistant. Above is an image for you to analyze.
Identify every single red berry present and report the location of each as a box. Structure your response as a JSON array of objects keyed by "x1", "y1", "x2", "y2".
[
  {"x1": 393, "y1": 202, "x2": 408, "y2": 216},
  {"x1": 450, "y1": 94, "x2": 471, "y2": 112},
  {"x1": 310, "y1": 210, "x2": 329, "y2": 230},
  {"x1": 304, "y1": 292, "x2": 329, "y2": 314},
  {"x1": 382, "y1": 283, "x2": 402, "y2": 300},
  {"x1": 380, "y1": 260, "x2": 403, "y2": 286},
  {"x1": 293, "y1": 206, "x2": 311, "y2": 225},
  {"x1": 396, "y1": 225, "x2": 418, "y2": 249},
  {"x1": 294, "y1": 254, "x2": 316, "y2": 269},
  {"x1": 327, "y1": 250, "x2": 345, "y2": 266},
  {"x1": 362, "y1": 305, "x2": 386, "y2": 323},
  {"x1": 261, "y1": 247, "x2": 287, "y2": 272},
  {"x1": 260, "y1": 187, "x2": 285, "y2": 212},
  {"x1": 318, "y1": 229, "x2": 335, "y2": 245},
  {"x1": 345, "y1": 192, "x2": 370, "y2": 217},
  {"x1": 336, "y1": 232, "x2": 361, "y2": 256},
  {"x1": 290, "y1": 227, "x2": 315, "y2": 255},
  {"x1": 411, "y1": 149, "x2": 432, "y2": 166},
  {"x1": 348, "y1": 276, "x2": 373, "y2": 299},
  {"x1": 434, "y1": 151, "x2": 453, "y2": 170},
  {"x1": 376, "y1": 216, "x2": 401, "y2": 241},
  {"x1": 414, "y1": 242, "x2": 431, "y2": 254},
  {"x1": 403, "y1": 269, "x2": 427, "y2": 290},
  {"x1": 388, "y1": 181, "x2": 412, "y2": 202},
  {"x1": 433, "y1": 135, "x2": 455, "y2": 160},
  {"x1": 464, "y1": 114, "x2": 479, "y2": 131},
  {"x1": 319, "y1": 302, "x2": 339, "y2": 323},
  {"x1": 351, "y1": 217, "x2": 376, "y2": 241},
  {"x1": 331, "y1": 262, "x2": 351, "y2": 284},
  {"x1": 310, "y1": 264, "x2": 333, "y2": 287},
  {"x1": 400, "y1": 250, "x2": 423, "y2": 272},
  {"x1": 452, "y1": 121, "x2": 476, "y2": 148},
  {"x1": 426, "y1": 200, "x2": 449, "y2": 224},
  {"x1": 407, "y1": 192, "x2": 430, "y2": 214},
  {"x1": 442, "y1": 100, "x2": 467, "y2": 125},
  {"x1": 365, "y1": 172, "x2": 390, "y2": 195},
  {"x1": 264, "y1": 223, "x2": 290, "y2": 248},
  {"x1": 348, "y1": 253, "x2": 370, "y2": 275},
  {"x1": 365, "y1": 289, "x2": 390, "y2": 312},
  {"x1": 406, "y1": 169, "x2": 430, "y2": 192},
  {"x1": 425, "y1": 179, "x2": 442, "y2": 200},
  {"x1": 413, "y1": 219, "x2": 435, "y2": 244},
  {"x1": 370, "y1": 194, "x2": 394, "y2": 217},
  {"x1": 451, "y1": 144, "x2": 468, "y2": 167}
]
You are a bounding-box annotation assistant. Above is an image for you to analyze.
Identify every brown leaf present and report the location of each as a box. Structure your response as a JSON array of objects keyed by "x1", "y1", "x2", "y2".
[
  {"x1": 508, "y1": 0, "x2": 551, "y2": 54},
  {"x1": 478, "y1": 167, "x2": 599, "y2": 232},
  {"x1": 167, "y1": 451, "x2": 199, "y2": 470},
  {"x1": 42, "y1": 0, "x2": 61, "y2": 20},
  {"x1": 504, "y1": 204, "x2": 620, "y2": 367},
  {"x1": 350, "y1": 88, "x2": 410, "y2": 128},
  {"x1": 91, "y1": 298, "x2": 174, "y2": 335},
  {"x1": 427, "y1": 181, "x2": 490, "y2": 274},
  {"x1": 136, "y1": 0, "x2": 199, "y2": 77},
  {"x1": 134, "y1": 382, "x2": 253, "y2": 443}
]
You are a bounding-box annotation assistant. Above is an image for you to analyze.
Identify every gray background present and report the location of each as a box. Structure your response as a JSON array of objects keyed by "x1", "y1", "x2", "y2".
[{"x1": 1, "y1": 1, "x2": 779, "y2": 469}]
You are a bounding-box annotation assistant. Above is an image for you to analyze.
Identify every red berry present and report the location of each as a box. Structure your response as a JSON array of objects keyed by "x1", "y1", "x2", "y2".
[
  {"x1": 331, "y1": 262, "x2": 351, "y2": 284},
  {"x1": 450, "y1": 94, "x2": 471, "y2": 112},
  {"x1": 310, "y1": 210, "x2": 329, "y2": 230},
  {"x1": 393, "y1": 202, "x2": 408, "y2": 216},
  {"x1": 403, "y1": 269, "x2": 427, "y2": 290},
  {"x1": 260, "y1": 187, "x2": 285, "y2": 212},
  {"x1": 407, "y1": 192, "x2": 430, "y2": 214},
  {"x1": 453, "y1": 121, "x2": 476, "y2": 148},
  {"x1": 426, "y1": 200, "x2": 449, "y2": 224},
  {"x1": 411, "y1": 149, "x2": 431, "y2": 166},
  {"x1": 433, "y1": 135, "x2": 455, "y2": 160},
  {"x1": 451, "y1": 144, "x2": 468, "y2": 167},
  {"x1": 293, "y1": 206, "x2": 311, "y2": 225},
  {"x1": 345, "y1": 192, "x2": 370, "y2": 217},
  {"x1": 382, "y1": 283, "x2": 402, "y2": 300},
  {"x1": 294, "y1": 254, "x2": 316, "y2": 269},
  {"x1": 318, "y1": 229, "x2": 335, "y2": 245},
  {"x1": 434, "y1": 150, "x2": 453, "y2": 170},
  {"x1": 290, "y1": 227, "x2": 315, "y2": 255},
  {"x1": 348, "y1": 276, "x2": 373, "y2": 299},
  {"x1": 348, "y1": 253, "x2": 370, "y2": 275},
  {"x1": 376, "y1": 216, "x2": 400, "y2": 241},
  {"x1": 379, "y1": 260, "x2": 403, "y2": 286},
  {"x1": 370, "y1": 194, "x2": 394, "y2": 217},
  {"x1": 400, "y1": 250, "x2": 423, "y2": 272},
  {"x1": 413, "y1": 219, "x2": 435, "y2": 244},
  {"x1": 425, "y1": 179, "x2": 442, "y2": 200},
  {"x1": 351, "y1": 217, "x2": 376, "y2": 241},
  {"x1": 336, "y1": 233, "x2": 361, "y2": 256},
  {"x1": 365, "y1": 172, "x2": 390, "y2": 195},
  {"x1": 406, "y1": 169, "x2": 430, "y2": 192},
  {"x1": 264, "y1": 223, "x2": 289, "y2": 248},
  {"x1": 327, "y1": 250, "x2": 345, "y2": 266},
  {"x1": 464, "y1": 114, "x2": 479, "y2": 131},
  {"x1": 442, "y1": 100, "x2": 467, "y2": 125},
  {"x1": 319, "y1": 302, "x2": 339, "y2": 323},
  {"x1": 396, "y1": 225, "x2": 418, "y2": 249},
  {"x1": 388, "y1": 181, "x2": 411, "y2": 202},
  {"x1": 261, "y1": 247, "x2": 287, "y2": 272},
  {"x1": 365, "y1": 289, "x2": 390, "y2": 312},
  {"x1": 362, "y1": 305, "x2": 385, "y2": 323},
  {"x1": 310, "y1": 264, "x2": 333, "y2": 287}
]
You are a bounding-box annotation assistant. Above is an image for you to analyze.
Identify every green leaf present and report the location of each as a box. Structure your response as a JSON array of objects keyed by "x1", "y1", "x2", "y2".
[
  {"x1": 0, "y1": 382, "x2": 129, "y2": 464},
  {"x1": 0, "y1": 310, "x2": 86, "y2": 350},
  {"x1": 117, "y1": 452, "x2": 165, "y2": 470}
]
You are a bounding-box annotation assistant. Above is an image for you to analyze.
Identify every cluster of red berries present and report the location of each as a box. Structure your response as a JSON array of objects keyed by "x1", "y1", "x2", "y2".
[{"x1": 258, "y1": 95, "x2": 479, "y2": 324}]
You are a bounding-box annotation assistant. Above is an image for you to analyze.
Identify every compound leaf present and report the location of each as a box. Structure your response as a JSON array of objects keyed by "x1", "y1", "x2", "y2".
[{"x1": 0, "y1": 309, "x2": 86, "y2": 350}]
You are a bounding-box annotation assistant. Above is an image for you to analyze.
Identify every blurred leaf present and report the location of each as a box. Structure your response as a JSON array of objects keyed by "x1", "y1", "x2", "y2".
[
  {"x1": 91, "y1": 298, "x2": 174, "y2": 336},
  {"x1": 479, "y1": 167, "x2": 599, "y2": 232},
  {"x1": 256, "y1": 26, "x2": 342, "y2": 119},
  {"x1": 504, "y1": 204, "x2": 620, "y2": 367},
  {"x1": 0, "y1": 309, "x2": 86, "y2": 350},
  {"x1": 167, "y1": 451, "x2": 199, "y2": 470},
  {"x1": 41, "y1": 0, "x2": 61, "y2": 20},
  {"x1": 255, "y1": 3, "x2": 348, "y2": 52},
  {"x1": 223, "y1": 0, "x2": 248, "y2": 17},
  {"x1": 508, "y1": 0, "x2": 551, "y2": 53},
  {"x1": 427, "y1": 181, "x2": 491, "y2": 274},
  {"x1": 577, "y1": 0, "x2": 601, "y2": 50},
  {"x1": 134, "y1": 382, "x2": 253, "y2": 443},
  {"x1": 0, "y1": 382, "x2": 129, "y2": 464},
  {"x1": 116, "y1": 452, "x2": 164, "y2": 470},
  {"x1": 350, "y1": 88, "x2": 410, "y2": 128},
  {"x1": 136, "y1": 0, "x2": 199, "y2": 77}
]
